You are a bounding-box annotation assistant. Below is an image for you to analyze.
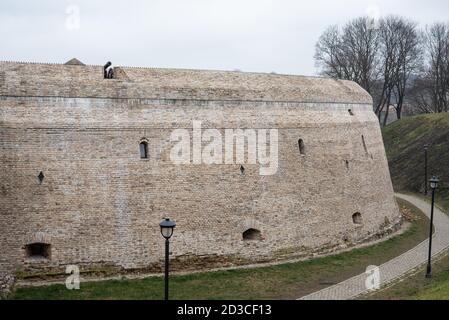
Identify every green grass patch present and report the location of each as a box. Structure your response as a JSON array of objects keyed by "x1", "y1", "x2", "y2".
[
  {"x1": 9, "y1": 198, "x2": 428, "y2": 300},
  {"x1": 382, "y1": 112, "x2": 449, "y2": 206}
]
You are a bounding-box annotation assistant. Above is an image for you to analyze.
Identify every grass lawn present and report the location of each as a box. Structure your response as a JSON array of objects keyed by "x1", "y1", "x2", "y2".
[{"x1": 9, "y1": 198, "x2": 429, "y2": 300}]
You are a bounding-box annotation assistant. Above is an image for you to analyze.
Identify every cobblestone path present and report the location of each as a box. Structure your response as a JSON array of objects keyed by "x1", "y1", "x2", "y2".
[{"x1": 299, "y1": 193, "x2": 449, "y2": 300}]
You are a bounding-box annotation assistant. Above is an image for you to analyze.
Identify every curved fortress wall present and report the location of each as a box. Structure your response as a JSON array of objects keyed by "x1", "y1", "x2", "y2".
[{"x1": 0, "y1": 62, "x2": 400, "y2": 274}]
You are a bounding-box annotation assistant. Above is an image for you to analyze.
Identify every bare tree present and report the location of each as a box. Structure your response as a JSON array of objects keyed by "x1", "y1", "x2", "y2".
[
  {"x1": 315, "y1": 15, "x2": 422, "y2": 125},
  {"x1": 314, "y1": 17, "x2": 379, "y2": 95},
  {"x1": 424, "y1": 23, "x2": 449, "y2": 113},
  {"x1": 381, "y1": 17, "x2": 421, "y2": 122},
  {"x1": 374, "y1": 17, "x2": 400, "y2": 124},
  {"x1": 396, "y1": 22, "x2": 421, "y2": 119},
  {"x1": 408, "y1": 77, "x2": 434, "y2": 114},
  {"x1": 314, "y1": 25, "x2": 346, "y2": 79}
]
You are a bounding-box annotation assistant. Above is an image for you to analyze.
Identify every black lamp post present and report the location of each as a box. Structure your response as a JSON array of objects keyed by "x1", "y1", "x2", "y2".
[
  {"x1": 160, "y1": 218, "x2": 176, "y2": 300},
  {"x1": 424, "y1": 144, "x2": 429, "y2": 195},
  {"x1": 426, "y1": 176, "x2": 439, "y2": 278}
]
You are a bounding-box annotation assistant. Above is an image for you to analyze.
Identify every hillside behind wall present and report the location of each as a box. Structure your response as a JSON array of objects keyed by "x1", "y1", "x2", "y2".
[{"x1": 0, "y1": 61, "x2": 399, "y2": 278}]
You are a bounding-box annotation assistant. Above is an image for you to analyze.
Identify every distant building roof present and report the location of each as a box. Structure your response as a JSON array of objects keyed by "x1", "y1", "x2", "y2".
[{"x1": 64, "y1": 58, "x2": 85, "y2": 66}]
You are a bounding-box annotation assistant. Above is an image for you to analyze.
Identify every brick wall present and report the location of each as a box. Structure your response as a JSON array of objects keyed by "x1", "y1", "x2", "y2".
[{"x1": 0, "y1": 62, "x2": 399, "y2": 276}]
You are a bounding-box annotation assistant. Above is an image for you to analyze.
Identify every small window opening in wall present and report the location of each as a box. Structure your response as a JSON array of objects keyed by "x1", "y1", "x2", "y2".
[
  {"x1": 38, "y1": 171, "x2": 44, "y2": 184},
  {"x1": 240, "y1": 165, "x2": 245, "y2": 175},
  {"x1": 348, "y1": 109, "x2": 355, "y2": 116},
  {"x1": 139, "y1": 141, "x2": 148, "y2": 159},
  {"x1": 352, "y1": 212, "x2": 363, "y2": 225},
  {"x1": 298, "y1": 139, "x2": 306, "y2": 155},
  {"x1": 243, "y1": 228, "x2": 262, "y2": 241},
  {"x1": 362, "y1": 135, "x2": 368, "y2": 153},
  {"x1": 25, "y1": 243, "x2": 51, "y2": 259}
]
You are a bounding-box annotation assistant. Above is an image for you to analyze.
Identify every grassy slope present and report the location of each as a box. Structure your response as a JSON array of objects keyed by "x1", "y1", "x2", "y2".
[
  {"x1": 383, "y1": 112, "x2": 449, "y2": 207},
  {"x1": 10, "y1": 199, "x2": 427, "y2": 300},
  {"x1": 369, "y1": 113, "x2": 449, "y2": 300}
]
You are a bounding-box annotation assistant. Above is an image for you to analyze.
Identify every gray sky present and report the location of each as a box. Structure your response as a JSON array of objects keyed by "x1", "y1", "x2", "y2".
[{"x1": 1, "y1": 0, "x2": 448, "y2": 76}]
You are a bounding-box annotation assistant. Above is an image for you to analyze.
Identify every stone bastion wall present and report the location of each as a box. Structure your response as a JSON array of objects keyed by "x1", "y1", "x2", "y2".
[{"x1": 0, "y1": 61, "x2": 400, "y2": 277}]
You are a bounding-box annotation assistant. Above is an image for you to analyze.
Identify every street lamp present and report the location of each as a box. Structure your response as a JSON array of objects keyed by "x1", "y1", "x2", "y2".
[
  {"x1": 160, "y1": 218, "x2": 176, "y2": 300},
  {"x1": 426, "y1": 176, "x2": 439, "y2": 278},
  {"x1": 424, "y1": 144, "x2": 429, "y2": 195}
]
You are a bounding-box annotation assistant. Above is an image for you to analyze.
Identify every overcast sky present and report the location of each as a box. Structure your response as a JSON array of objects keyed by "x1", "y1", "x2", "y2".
[{"x1": 0, "y1": 0, "x2": 448, "y2": 76}]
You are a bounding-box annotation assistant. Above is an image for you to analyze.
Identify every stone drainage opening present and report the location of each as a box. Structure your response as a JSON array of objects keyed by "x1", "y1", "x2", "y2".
[
  {"x1": 139, "y1": 141, "x2": 148, "y2": 159},
  {"x1": 25, "y1": 243, "x2": 51, "y2": 260},
  {"x1": 242, "y1": 228, "x2": 262, "y2": 241},
  {"x1": 352, "y1": 212, "x2": 363, "y2": 225}
]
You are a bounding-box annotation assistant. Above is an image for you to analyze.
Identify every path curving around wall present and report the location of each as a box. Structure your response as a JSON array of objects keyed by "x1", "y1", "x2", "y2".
[{"x1": 299, "y1": 193, "x2": 449, "y2": 300}]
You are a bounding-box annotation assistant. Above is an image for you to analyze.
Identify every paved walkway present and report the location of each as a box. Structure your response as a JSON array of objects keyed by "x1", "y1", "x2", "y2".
[{"x1": 299, "y1": 193, "x2": 449, "y2": 300}]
